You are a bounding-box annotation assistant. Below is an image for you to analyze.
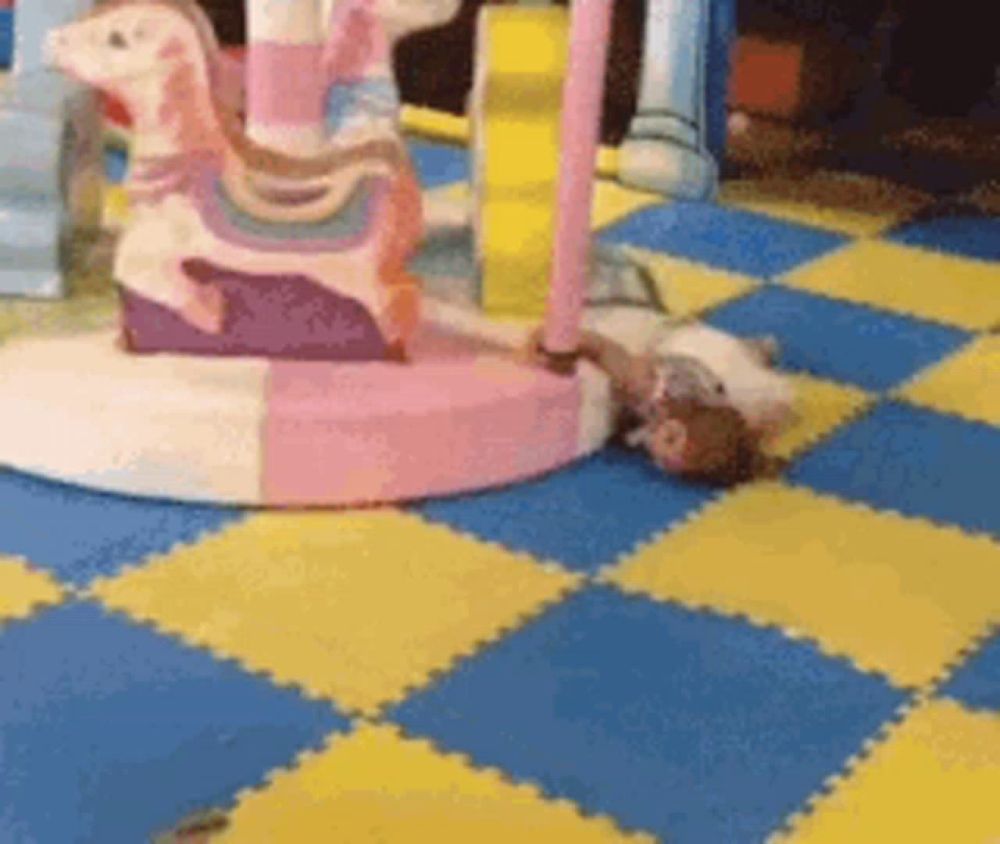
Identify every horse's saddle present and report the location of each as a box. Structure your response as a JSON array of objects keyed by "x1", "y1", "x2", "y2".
[{"x1": 201, "y1": 170, "x2": 380, "y2": 252}]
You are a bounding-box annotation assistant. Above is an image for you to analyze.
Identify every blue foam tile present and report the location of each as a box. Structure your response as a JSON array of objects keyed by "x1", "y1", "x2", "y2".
[
  {"x1": 789, "y1": 401, "x2": 1000, "y2": 539},
  {"x1": 704, "y1": 285, "x2": 970, "y2": 391},
  {"x1": 104, "y1": 146, "x2": 128, "y2": 183},
  {"x1": 414, "y1": 446, "x2": 718, "y2": 574},
  {"x1": 599, "y1": 200, "x2": 848, "y2": 279},
  {"x1": 390, "y1": 586, "x2": 905, "y2": 844},
  {"x1": 0, "y1": 601, "x2": 347, "y2": 844},
  {"x1": 888, "y1": 214, "x2": 1000, "y2": 263},
  {"x1": 406, "y1": 139, "x2": 468, "y2": 189},
  {"x1": 940, "y1": 631, "x2": 1000, "y2": 714},
  {"x1": 0, "y1": 470, "x2": 243, "y2": 586}
]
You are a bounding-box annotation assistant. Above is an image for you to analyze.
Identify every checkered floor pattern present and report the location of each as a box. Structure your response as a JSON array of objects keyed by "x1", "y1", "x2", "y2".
[{"x1": 2, "y1": 136, "x2": 999, "y2": 843}]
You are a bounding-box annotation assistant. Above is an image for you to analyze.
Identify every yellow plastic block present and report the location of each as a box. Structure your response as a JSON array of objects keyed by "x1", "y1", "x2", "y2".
[
  {"x1": 621, "y1": 247, "x2": 759, "y2": 318},
  {"x1": 607, "y1": 483, "x2": 1000, "y2": 689},
  {"x1": 474, "y1": 7, "x2": 569, "y2": 317},
  {"x1": 90, "y1": 510, "x2": 579, "y2": 715},
  {"x1": 719, "y1": 173, "x2": 931, "y2": 237},
  {"x1": 0, "y1": 557, "x2": 65, "y2": 623},
  {"x1": 778, "y1": 699, "x2": 1000, "y2": 843},
  {"x1": 899, "y1": 335, "x2": 1000, "y2": 427},
  {"x1": 219, "y1": 724, "x2": 653, "y2": 843},
  {"x1": 784, "y1": 240, "x2": 1000, "y2": 330},
  {"x1": 765, "y1": 373, "x2": 873, "y2": 461},
  {"x1": 102, "y1": 184, "x2": 130, "y2": 230},
  {"x1": 399, "y1": 105, "x2": 619, "y2": 180}
]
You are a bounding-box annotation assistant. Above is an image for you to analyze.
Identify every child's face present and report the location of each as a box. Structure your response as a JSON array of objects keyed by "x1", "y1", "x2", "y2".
[
  {"x1": 639, "y1": 399, "x2": 759, "y2": 485},
  {"x1": 644, "y1": 418, "x2": 689, "y2": 474}
]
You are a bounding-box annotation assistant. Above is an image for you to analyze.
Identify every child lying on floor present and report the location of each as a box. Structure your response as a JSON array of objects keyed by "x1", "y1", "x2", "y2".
[
  {"x1": 529, "y1": 247, "x2": 796, "y2": 486},
  {"x1": 422, "y1": 241, "x2": 795, "y2": 485},
  {"x1": 555, "y1": 326, "x2": 789, "y2": 485}
]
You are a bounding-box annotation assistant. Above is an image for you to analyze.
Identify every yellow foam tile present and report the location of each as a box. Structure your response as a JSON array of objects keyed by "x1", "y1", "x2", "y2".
[
  {"x1": 898, "y1": 335, "x2": 1000, "y2": 427},
  {"x1": 218, "y1": 724, "x2": 651, "y2": 843},
  {"x1": 623, "y1": 247, "x2": 759, "y2": 318},
  {"x1": 596, "y1": 146, "x2": 620, "y2": 180},
  {"x1": 0, "y1": 293, "x2": 117, "y2": 343},
  {"x1": 783, "y1": 240, "x2": 1000, "y2": 331},
  {"x1": 765, "y1": 373, "x2": 873, "y2": 461},
  {"x1": 777, "y1": 699, "x2": 1000, "y2": 844},
  {"x1": 606, "y1": 483, "x2": 1000, "y2": 689},
  {"x1": 89, "y1": 510, "x2": 579, "y2": 715},
  {"x1": 591, "y1": 181, "x2": 663, "y2": 231},
  {"x1": 719, "y1": 173, "x2": 931, "y2": 238},
  {"x1": 0, "y1": 557, "x2": 65, "y2": 623}
]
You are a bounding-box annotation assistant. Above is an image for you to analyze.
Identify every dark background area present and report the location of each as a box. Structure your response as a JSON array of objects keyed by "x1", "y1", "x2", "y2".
[{"x1": 196, "y1": 0, "x2": 998, "y2": 163}]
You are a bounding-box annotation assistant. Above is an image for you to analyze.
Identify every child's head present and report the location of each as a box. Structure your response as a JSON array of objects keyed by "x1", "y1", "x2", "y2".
[
  {"x1": 637, "y1": 396, "x2": 779, "y2": 486},
  {"x1": 623, "y1": 331, "x2": 794, "y2": 485}
]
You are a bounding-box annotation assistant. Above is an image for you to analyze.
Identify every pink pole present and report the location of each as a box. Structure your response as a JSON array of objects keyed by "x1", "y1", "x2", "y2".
[
  {"x1": 542, "y1": 0, "x2": 613, "y2": 362},
  {"x1": 245, "y1": 0, "x2": 327, "y2": 155}
]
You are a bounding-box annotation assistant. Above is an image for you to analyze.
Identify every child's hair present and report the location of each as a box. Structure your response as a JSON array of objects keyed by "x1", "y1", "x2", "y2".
[{"x1": 637, "y1": 397, "x2": 787, "y2": 487}]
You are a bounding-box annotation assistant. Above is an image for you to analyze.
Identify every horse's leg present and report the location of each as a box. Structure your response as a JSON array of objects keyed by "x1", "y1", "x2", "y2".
[
  {"x1": 371, "y1": 169, "x2": 425, "y2": 359},
  {"x1": 115, "y1": 218, "x2": 183, "y2": 308},
  {"x1": 375, "y1": 261, "x2": 422, "y2": 359},
  {"x1": 169, "y1": 261, "x2": 227, "y2": 335},
  {"x1": 118, "y1": 208, "x2": 227, "y2": 335}
]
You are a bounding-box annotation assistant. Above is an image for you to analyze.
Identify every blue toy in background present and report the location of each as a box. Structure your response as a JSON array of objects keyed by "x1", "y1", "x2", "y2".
[
  {"x1": 0, "y1": 0, "x2": 103, "y2": 299},
  {"x1": 618, "y1": 0, "x2": 734, "y2": 200},
  {"x1": 0, "y1": 6, "x2": 13, "y2": 69}
]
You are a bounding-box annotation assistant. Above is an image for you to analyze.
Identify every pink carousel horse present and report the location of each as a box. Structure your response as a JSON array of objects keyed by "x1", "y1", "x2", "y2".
[{"x1": 45, "y1": 0, "x2": 425, "y2": 361}]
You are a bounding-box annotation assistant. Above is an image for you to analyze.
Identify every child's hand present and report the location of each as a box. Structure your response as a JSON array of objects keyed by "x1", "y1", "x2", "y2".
[{"x1": 518, "y1": 326, "x2": 548, "y2": 367}]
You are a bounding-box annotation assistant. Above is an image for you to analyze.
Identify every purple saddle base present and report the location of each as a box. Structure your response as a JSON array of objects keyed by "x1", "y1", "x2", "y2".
[{"x1": 119, "y1": 259, "x2": 389, "y2": 361}]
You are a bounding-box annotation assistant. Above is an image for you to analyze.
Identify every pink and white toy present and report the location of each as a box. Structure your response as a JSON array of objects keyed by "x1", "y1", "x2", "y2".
[
  {"x1": 0, "y1": 0, "x2": 621, "y2": 507},
  {"x1": 47, "y1": 0, "x2": 425, "y2": 361}
]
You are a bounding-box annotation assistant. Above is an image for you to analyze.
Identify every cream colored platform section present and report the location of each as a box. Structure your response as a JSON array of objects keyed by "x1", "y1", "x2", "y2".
[{"x1": 0, "y1": 332, "x2": 267, "y2": 501}]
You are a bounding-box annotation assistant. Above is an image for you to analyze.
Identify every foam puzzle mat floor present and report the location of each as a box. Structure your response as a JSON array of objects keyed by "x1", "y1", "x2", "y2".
[{"x1": 1, "y1": 134, "x2": 999, "y2": 843}]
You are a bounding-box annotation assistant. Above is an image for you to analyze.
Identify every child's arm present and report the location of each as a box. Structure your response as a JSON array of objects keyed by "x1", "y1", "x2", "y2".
[
  {"x1": 525, "y1": 328, "x2": 656, "y2": 408},
  {"x1": 577, "y1": 331, "x2": 655, "y2": 407}
]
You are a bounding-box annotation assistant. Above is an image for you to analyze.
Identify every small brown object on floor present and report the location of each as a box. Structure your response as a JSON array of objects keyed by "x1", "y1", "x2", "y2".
[{"x1": 152, "y1": 809, "x2": 228, "y2": 844}]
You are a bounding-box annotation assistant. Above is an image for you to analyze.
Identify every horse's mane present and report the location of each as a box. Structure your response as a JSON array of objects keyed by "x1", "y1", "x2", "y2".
[{"x1": 85, "y1": 0, "x2": 402, "y2": 179}]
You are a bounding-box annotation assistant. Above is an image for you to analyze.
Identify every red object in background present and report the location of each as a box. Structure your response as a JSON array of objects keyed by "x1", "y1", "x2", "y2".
[
  {"x1": 728, "y1": 36, "x2": 804, "y2": 119},
  {"x1": 102, "y1": 93, "x2": 132, "y2": 128}
]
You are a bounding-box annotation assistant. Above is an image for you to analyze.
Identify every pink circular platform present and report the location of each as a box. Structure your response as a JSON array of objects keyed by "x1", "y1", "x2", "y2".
[{"x1": 0, "y1": 306, "x2": 612, "y2": 506}]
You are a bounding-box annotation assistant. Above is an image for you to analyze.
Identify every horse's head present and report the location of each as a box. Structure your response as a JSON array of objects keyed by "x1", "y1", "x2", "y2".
[{"x1": 46, "y1": 0, "x2": 207, "y2": 93}]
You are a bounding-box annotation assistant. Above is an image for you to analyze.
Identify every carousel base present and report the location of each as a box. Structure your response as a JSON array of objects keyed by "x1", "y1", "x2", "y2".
[{"x1": 0, "y1": 302, "x2": 613, "y2": 506}]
